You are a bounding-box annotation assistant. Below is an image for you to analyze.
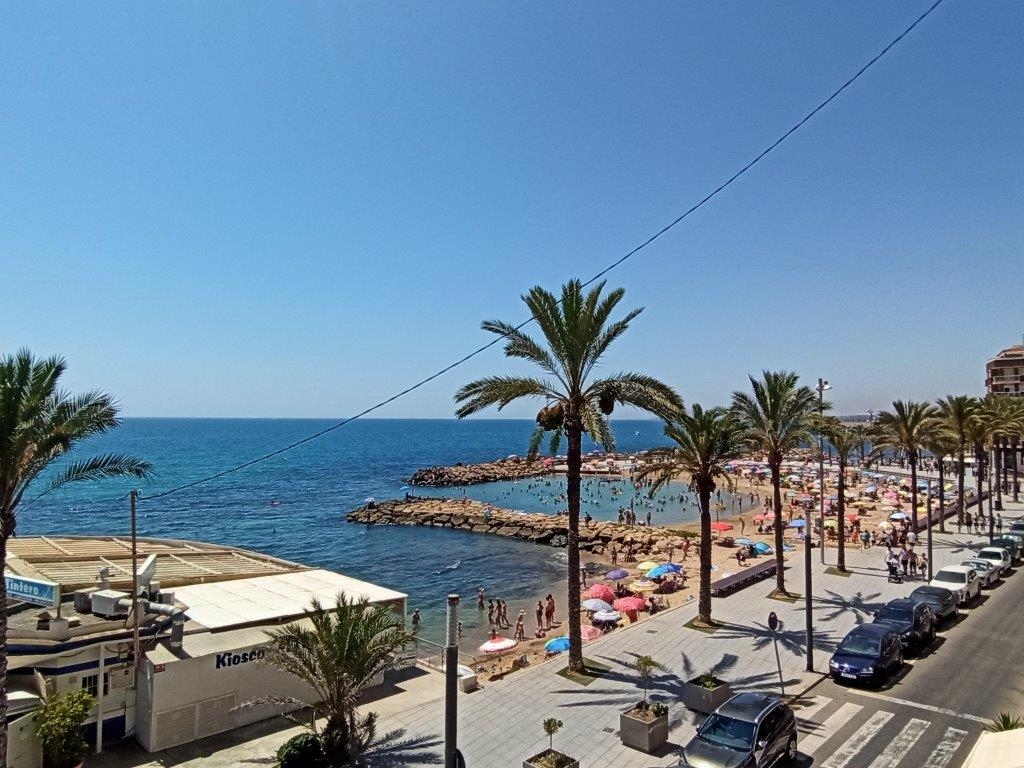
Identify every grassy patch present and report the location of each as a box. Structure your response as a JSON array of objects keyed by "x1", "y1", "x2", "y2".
[
  {"x1": 684, "y1": 617, "x2": 720, "y2": 634},
  {"x1": 825, "y1": 566, "x2": 852, "y2": 577},
  {"x1": 767, "y1": 590, "x2": 801, "y2": 603},
  {"x1": 555, "y1": 658, "x2": 611, "y2": 687}
]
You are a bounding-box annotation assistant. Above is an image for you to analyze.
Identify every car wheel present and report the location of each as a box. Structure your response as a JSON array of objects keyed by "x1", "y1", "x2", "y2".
[{"x1": 785, "y1": 735, "x2": 798, "y2": 764}]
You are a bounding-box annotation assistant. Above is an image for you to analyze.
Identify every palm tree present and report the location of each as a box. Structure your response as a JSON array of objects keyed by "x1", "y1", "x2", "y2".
[
  {"x1": 255, "y1": 595, "x2": 414, "y2": 766},
  {"x1": 920, "y1": 429, "x2": 958, "y2": 536},
  {"x1": 731, "y1": 371, "x2": 817, "y2": 596},
  {"x1": 870, "y1": 401, "x2": 939, "y2": 531},
  {"x1": 982, "y1": 395, "x2": 1024, "y2": 512},
  {"x1": 454, "y1": 280, "x2": 682, "y2": 672},
  {"x1": 0, "y1": 350, "x2": 152, "y2": 766},
  {"x1": 965, "y1": 407, "x2": 993, "y2": 537},
  {"x1": 936, "y1": 395, "x2": 978, "y2": 528},
  {"x1": 850, "y1": 424, "x2": 870, "y2": 463},
  {"x1": 820, "y1": 419, "x2": 860, "y2": 573},
  {"x1": 636, "y1": 405, "x2": 747, "y2": 625}
]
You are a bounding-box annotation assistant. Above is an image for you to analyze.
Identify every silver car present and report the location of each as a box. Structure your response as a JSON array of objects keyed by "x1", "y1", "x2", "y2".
[
  {"x1": 679, "y1": 692, "x2": 797, "y2": 768},
  {"x1": 961, "y1": 558, "x2": 998, "y2": 588}
]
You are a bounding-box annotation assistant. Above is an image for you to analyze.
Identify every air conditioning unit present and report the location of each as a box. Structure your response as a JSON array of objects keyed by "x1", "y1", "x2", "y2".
[
  {"x1": 90, "y1": 590, "x2": 129, "y2": 618},
  {"x1": 107, "y1": 667, "x2": 133, "y2": 689},
  {"x1": 73, "y1": 589, "x2": 97, "y2": 614}
]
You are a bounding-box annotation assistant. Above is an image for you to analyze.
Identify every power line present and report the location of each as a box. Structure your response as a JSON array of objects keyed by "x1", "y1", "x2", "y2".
[{"x1": 138, "y1": 0, "x2": 944, "y2": 502}]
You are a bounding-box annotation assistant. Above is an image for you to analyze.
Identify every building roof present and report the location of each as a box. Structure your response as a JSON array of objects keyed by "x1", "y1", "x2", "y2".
[
  {"x1": 6, "y1": 536, "x2": 305, "y2": 592},
  {"x1": 171, "y1": 568, "x2": 406, "y2": 630},
  {"x1": 987, "y1": 344, "x2": 1024, "y2": 364}
]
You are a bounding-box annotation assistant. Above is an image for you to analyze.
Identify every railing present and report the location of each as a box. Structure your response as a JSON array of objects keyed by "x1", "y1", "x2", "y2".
[{"x1": 406, "y1": 636, "x2": 482, "y2": 672}]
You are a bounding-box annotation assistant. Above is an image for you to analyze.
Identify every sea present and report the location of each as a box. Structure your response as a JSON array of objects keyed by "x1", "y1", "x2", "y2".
[{"x1": 22, "y1": 418, "x2": 740, "y2": 644}]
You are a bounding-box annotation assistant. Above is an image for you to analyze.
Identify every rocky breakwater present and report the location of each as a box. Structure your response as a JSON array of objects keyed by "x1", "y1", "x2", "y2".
[
  {"x1": 346, "y1": 497, "x2": 693, "y2": 558},
  {"x1": 409, "y1": 457, "x2": 549, "y2": 487}
]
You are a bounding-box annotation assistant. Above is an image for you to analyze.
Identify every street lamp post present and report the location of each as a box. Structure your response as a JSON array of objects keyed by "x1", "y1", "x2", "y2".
[
  {"x1": 817, "y1": 379, "x2": 831, "y2": 565},
  {"x1": 804, "y1": 377, "x2": 830, "y2": 674}
]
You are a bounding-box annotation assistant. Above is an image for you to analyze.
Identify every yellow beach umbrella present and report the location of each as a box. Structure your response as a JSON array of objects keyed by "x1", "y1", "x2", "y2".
[{"x1": 636, "y1": 561, "x2": 659, "y2": 571}]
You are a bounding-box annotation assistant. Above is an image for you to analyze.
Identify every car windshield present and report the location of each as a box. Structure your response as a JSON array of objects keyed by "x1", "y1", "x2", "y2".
[
  {"x1": 934, "y1": 571, "x2": 966, "y2": 584},
  {"x1": 699, "y1": 713, "x2": 757, "y2": 751},
  {"x1": 963, "y1": 561, "x2": 988, "y2": 570},
  {"x1": 837, "y1": 635, "x2": 881, "y2": 657},
  {"x1": 876, "y1": 608, "x2": 913, "y2": 623},
  {"x1": 979, "y1": 550, "x2": 1003, "y2": 560}
]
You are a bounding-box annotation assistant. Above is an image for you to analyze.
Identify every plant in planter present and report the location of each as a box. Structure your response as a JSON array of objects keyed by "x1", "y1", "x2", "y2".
[
  {"x1": 681, "y1": 652, "x2": 736, "y2": 714},
  {"x1": 523, "y1": 718, "x2": 579, "y2": 768},
  {"x1": 620, "y1": 655, "x2": 670, "y2": 753},
  {"x1": 34, "y1": 689, "x2": 95, "y2": 768}
]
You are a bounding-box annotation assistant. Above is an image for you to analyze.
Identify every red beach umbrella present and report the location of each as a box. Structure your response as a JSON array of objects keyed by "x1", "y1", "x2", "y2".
[
  {"x1": 583, "y1": 584, "x2": 615, "y2": 602},
  {"x1": 710, "y1": 522, "x2": 733, "y2": 532},
  {"x1": 613, "y1": 596, "x2": 647, "y2": 612}
]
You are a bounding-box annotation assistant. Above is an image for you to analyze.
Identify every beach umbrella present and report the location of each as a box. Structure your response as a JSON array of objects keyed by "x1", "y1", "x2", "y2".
[
  {"x1": 734, "y1": 537, "x2": 755, "y2": 546},
  {"x1": 605, "y1": 568, "x2": 629, "y2": 581},
  {"x1": 399, "y1": 485, "x2": 410, "y2": 491},
  {"x1": 582, "y1": 598, "x2": 613, "y2": 612},
  {"x1": 629, "y1": 580, "x2": 657, "y2": 593},
  {"x1": 636, "y1": 561, "x2": 660, "y2": 571},
  {"x1": 581, "y1": 625, "x2": 603, "y2": 642},
  {"x1": 544, "y1": 636, "x2": 570, "y2": 653},
  {"x1": 582, "y1": 584, "x2": 615, "y2": 602},
  {"x1": 845, "y1": 514, "x2": 860, "y2": 522},
  {"x1": 479, "y1": 637, "x2": 517, "y2": 654},
  {"x1": 865, "y1": 485, "x2": 878, "y2": 493},
  {"x1": 710, "y1": 522, "x2": 733, "y2": 532},
  {"x1": 364, "y1": 497, "x2": 375, "y2": 503},
  {"x1": 787, "y1": 519, "x2": 807, "y2": 529},
  {"x1": 752, "y1": 514, "x2": 770, "y2": 523},
  {"x1": 646, "y1": 564, "x2": 678, "y2": 578},
  {"x1": 613, "y1": 596, "x2": 647, "y2": 612},
  {"x1": 878, "y1": 521, "x2": 893, "y2": 530},
  {"x1": 593, "y1": 610, "x2": 621, "y2": 623},
  {"x1": 889, "y1": 512, "x2": 909, "y2": 521},
  {"x1": 753, "y1": 542, "x2": 773, "y2": 554},
  {"x1": 823, "y1": 519, "x2": 837, "y2": 528}
]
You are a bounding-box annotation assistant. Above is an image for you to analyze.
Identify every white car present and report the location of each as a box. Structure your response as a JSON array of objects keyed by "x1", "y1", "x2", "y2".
[
  {"x1": 929, "y1": 566, "x2": 980, "y2": 605},
  {"x1": 961, "y1": 558, "x2": 998, "y2": 588},
  {"x1": 976, "y1": 547, "x2": 1012, "y2": 577}
]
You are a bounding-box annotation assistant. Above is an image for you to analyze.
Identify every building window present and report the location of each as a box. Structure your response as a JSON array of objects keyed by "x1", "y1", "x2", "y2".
[{"x1": 81, "y1": 674, "x2": 98, "y2": 697}]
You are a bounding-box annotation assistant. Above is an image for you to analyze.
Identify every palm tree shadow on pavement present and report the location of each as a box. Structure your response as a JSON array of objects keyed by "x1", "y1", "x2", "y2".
[
  {"x1": 356, "y1": 729, "x2": 444, "y2": 767},
  {"x1": 813, "y1": 589, "x2": 886, "y2": 626},
  {"x1": 712, "y1": 621, "x2": 839, "y2": 657}
]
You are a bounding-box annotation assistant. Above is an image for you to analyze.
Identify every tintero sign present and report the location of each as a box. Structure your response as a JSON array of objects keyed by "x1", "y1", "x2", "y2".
[
  {"x1": 5, "y1": 574, "x2": 59, "y2": 608},
  {"x1": 215, "y1": 646, "x2": 267, "y2": 670}
]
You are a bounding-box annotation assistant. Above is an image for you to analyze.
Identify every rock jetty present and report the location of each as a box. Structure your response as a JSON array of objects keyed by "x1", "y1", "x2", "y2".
[
  {"x1": 346, "y1": 497, "x2": 693, "y2": 558},
  {"x1": 409, "y1": 458, "x2": 549, "y2": 487}
]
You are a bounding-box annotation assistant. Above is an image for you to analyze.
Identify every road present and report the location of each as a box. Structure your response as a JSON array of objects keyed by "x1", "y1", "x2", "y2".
[{"x1": 790, "y1": 549, "x2": 1024, "y2": 767}]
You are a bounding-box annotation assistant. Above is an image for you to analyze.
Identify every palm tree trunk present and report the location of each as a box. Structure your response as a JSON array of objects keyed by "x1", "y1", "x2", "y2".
[
  {"x1": 1013, "y1": 437, "x2": 1020, "y2": 503},
  {"x1": 698, "y1": 487, "x2": 713, "y2": 624},
  {"x1": 995, "y1": 439, "x2": 1004, "y2": 511},
  {"x1": 836, "y1": 459, "x2": 846, "y2": 572},
  {"x1": 957, "y1": 446, "x2": 966, "y2": 527},
  {"x1": 0, "y1": 533, "x2": 7, "y2": 768},
  {"x1": 565, "y1": 423, "x2": 584, "y2": 673},
  {"x1": 909, "y1": 451, "x2": 919, "y2": 532},
  {"x1": 937, "y1": 463, "x2": 946, "y2": 534},
  {"x1": 770, "y1": 461, "x2": 786, "y2": 595}
]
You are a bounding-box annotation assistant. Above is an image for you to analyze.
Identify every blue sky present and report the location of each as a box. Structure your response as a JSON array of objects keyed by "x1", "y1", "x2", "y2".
[{"x1": 3, "y1": 2, "x2": 1022, "y2": 418}]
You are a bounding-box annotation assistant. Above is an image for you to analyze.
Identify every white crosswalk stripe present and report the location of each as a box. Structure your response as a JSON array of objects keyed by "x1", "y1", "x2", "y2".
[
  {"x1": 820, "y1": 710, "x2": 895, "y2": 768},
  {"x1": 866, "y1": 718, "x2": 929, "y2": 768},
  {"x1": 794, "y1": 695, "x2": 833, "y2": 725},
  {"x1": 923, "y1": 727, "x2": 969, "y2": 768},
  {"x1": 799, "y1": 702, "x2": 863, "y2": 757}
]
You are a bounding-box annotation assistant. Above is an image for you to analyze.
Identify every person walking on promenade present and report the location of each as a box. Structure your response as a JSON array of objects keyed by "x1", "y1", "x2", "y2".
[
  {"x1": 487, "y1": 599, "x2": 495, "y2": 626},
  {"x1": 997, "y1": 513, "x2": 1004, "y2": 533},
  {"x1": 965, "y1": 511, "x2": 973, "y2": 534},
  {"x1": 908, "y1": 550, "x2": 918, "y2": 578},
  {"x1": 899, "y1": 546, "x2": 910, "y2": 576},
  {"x1": 545, "y1": 594, "x2": 556, "y2": 629},
  {"x1": 477, "y1": 587, "x2": 485, "y2": 610}
]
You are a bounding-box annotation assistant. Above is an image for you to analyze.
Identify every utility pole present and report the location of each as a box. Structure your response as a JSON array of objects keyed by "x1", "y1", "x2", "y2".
[
  {"x1": 130, "y1": 490, "x2": 141, "y2": 687},
  {"x1": 444, "y1": 594, "x2": 461, "y2": 768}
]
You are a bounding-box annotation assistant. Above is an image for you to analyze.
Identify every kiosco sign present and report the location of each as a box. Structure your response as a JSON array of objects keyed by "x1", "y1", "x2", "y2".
[
  {"x1": 5, "y1": 574, "x2": 59, "y2": 608},
  {"x1": 215, "y1": 647, "x2": 266, "y2": 670}
]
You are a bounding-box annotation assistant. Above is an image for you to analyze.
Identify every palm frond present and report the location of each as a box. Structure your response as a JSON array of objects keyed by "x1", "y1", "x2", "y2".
[{"x1": 454, "y1": 376, "x2": 556, "y2": 418}]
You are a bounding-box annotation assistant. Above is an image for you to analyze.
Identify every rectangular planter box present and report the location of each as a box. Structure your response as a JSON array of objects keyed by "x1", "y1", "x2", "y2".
[
  {"x1": 620, "y1": 708, "x2": 669, "y2": 753},
  {"x1": 683, "y1": 678, "x2": 733, "y2": 713},
  {"x1": 524, "y1": 749, "x2": 579, "y2": 768}
]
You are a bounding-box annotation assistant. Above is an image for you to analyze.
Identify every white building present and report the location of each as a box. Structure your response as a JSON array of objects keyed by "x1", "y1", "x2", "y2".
[{"x1": 4, "y1": 536, "x2": 406, "y2": 765}]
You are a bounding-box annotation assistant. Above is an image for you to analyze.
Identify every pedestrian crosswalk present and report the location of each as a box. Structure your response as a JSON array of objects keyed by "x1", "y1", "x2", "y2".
[{"x1": 796, "y1": 695, "x2": 976, "y2": 768}]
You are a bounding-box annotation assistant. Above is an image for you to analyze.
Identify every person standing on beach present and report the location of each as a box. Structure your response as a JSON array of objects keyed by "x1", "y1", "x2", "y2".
[
  {"x1": 514, "y1": 611, "x2": 526, "y2": 641},
  {"x1": 477, "y1": 588, "x2": 485, "y2": 610},
  {"x1": 580, "y1": 567, "x2": 588, "y2": 588},
  {"x1": 535, "y1": 600, "x2": 544, "y2": 631},
  {"x1": 499, "y1": 599, "x2": 510, "y2": 628},
  {"x1": 610, "y1": 545, "x2": 618, "y2": 565},
  {"x1": 545, "y1": 594, "x2": 556, "y2": 629},
  {"x1": 487, "y1": 599, "x2": 495, "y2": 626}
]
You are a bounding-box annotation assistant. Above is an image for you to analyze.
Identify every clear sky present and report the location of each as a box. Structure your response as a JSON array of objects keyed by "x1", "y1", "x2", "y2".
[{"x1": 3, "y1": 2, "x2": 1022, "y2": 419}]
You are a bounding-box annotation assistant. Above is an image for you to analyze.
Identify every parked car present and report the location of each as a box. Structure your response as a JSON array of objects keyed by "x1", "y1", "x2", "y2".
[
  {"x1": 872, "y1": 598, "x2": 936, "y2": 652},
  {"x1": 991, "y1": 536, "x2": 1022, "y2": 563},
  {"x1": 1008, "y1": 521, "x2": 1024, "y2": 536},
  {"x1": 909, "y1": 585, "x2": 959, "y2": 625},
  {"x1": 961, "y1": 558, "x2": 998, "y2": 587},
  {"x1": 828, "y1": 624, "x2": 903, "y2": 687},
  {"x1": 975, "y1": 547, "x2": 1012, "y2": 576},
  {"x1": 929, "y1": 565, "x2": 980, "y2": 604},
  {"x1": 678, "y1": 692, "x2": 797, "y2": 768}
]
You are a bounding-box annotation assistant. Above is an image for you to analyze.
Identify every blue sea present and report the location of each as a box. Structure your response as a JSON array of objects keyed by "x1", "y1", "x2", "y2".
[{"x1": 24, "y1": 418, "x2": 707, "y2": 643}]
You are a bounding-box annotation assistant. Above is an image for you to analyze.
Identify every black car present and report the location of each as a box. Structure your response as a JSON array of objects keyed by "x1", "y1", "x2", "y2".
[
  {"x1": 679, "y1": 692, "x2": 797, "y2": 768},
  {"x1": 872, "y1": 598, "x2": 936, "y2": 653},
  {"x1": 829, "y1": 624, "x2": 903, "y2": 686},
  {"x1": 909, "y1": 585, "x2": 958, "y2": 625},
  {"x1": 991, "y1": 536, "x2": 1021, "y2": 563}
]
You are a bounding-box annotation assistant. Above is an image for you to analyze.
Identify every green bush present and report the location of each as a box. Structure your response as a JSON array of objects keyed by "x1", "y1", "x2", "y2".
[
  {"x1": 34, "y1": 689, "x2": 94, "y2": 768},
  {"x1": 276, "y1": 732, "x2": 327, "y2": 768}
]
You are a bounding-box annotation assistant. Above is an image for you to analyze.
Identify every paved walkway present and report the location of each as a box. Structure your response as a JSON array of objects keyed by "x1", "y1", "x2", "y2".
[{"x1": 93, "y1": 499, "x2": 1024, "y2": 768}]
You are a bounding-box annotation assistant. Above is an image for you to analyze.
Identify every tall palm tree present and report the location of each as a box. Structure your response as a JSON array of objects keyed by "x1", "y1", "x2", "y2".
[
  {"x1": 870, "y1": 401, "x2": 939, "y2": 531},
  {"x1": 821, "y1": 419, "x2": 859, "y2": 572},
  {"x1": 0, "y1": 350, "x2": 152, "y2": 767},
  {"x1": 936, "y1": 395, "x2": 978, "y2": 528},
  {"x1": 850, "y1": 424, "x2": 870, "y2": 463},
  {"x1": 921, "y1": 428, "x2": 958, "y2": 542},
  {"x1": 966, "y1": 410, "x2": 994, "y2": 539},
  {"x1": 636, "y1": 405, "x2": 747, "y2": 625},
  {"x1": 254, "y1": 595, "x2": 414, "y2": 766},
  {"x1": 731, "y1": 371, "x2": 817, "y2": 596},
  {"x1": 454, "y1": 280, "x2": 682, "y2": 672},
  {"x1": 982, "y1": 395, "x2": 1024, "y2": 511}
]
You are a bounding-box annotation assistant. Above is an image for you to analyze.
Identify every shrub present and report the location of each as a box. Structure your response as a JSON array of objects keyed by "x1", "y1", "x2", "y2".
[
  {"x1": 34, "y1": 689, "x2": 94, "y2": 768},
  {"x1": 276, "y1": 732, "x2": 327, "y2": 768}
]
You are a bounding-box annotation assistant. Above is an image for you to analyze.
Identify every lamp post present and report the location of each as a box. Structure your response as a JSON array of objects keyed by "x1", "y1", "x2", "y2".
[
  {"x1": 444, "y1": 594, "x2": 461, "y2": 768},
  {"x1": 816, "y1": 379, "x2": 831, "y2": 564},
  {"x1": 803, "y1": 377, "x2": 829, "y2": 674}
]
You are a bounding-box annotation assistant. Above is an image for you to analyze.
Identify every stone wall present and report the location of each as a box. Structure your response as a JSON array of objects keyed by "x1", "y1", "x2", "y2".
[{"x1": 409, "y1": 459, "x2": 549, "y2": 487}]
